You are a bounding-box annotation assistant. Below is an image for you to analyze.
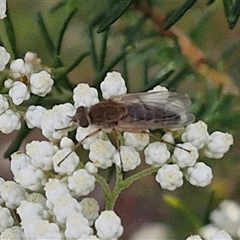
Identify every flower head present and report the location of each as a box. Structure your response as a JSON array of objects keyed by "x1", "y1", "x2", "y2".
[
  {"x1": 155, "y1": 164, "x2": 183, "y2": 191},
  {"x1": 100, "y1": 71, "x2": 127, "y2": 99},
  {"x1": 113, "y1": 145, "x2": 141, "y2": 171},
  {"x1": 73, "y1": 83, "x2": 99, "y2": 108},
  {"x1": 0, "y1": 109, "x2": 21, "y2": 133},
  {"x1": 181, "y1": 121, "x2": 209, "y2": 149},
  {"x1": 186, "y1": 162, "x2": 213, "y2": 187},
  {"x1": 0, "y1": 46, "x2": 10, "y2": 70},
  {"x1": 144, "y1": 142, "x2": 170, "y2": 167},
  {"x1": 95, "y1": 210, "x2": 123, "y2": 239},
  {"x1": 30, "y1": 71, "x2": 54, "y2": 97},
  {"x1": 203, "y1": 131, "x2": 233, "y2": 159},
  {"x1": 8, "y1": 81, "x2": 30, "y2": 105}
]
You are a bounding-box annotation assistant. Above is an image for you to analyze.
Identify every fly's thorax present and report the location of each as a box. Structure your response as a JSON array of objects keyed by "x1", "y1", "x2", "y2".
[{"x1": 89, "y1": 99, "x2": 127, "y2": 128}]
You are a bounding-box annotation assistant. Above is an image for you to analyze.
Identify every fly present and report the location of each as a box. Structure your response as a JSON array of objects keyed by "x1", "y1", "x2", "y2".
[
  {"x1": 73, "y1": 91, "x2": 195, "y2": 130},
  {"x1": 57, "y1": 91, "x2": 195, "y2": 166}
]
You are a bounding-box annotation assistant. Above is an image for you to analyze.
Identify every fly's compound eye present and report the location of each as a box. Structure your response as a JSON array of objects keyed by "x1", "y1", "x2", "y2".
[
  {"x1": 79, "y1": 115, "x2": 89, "y2": 127},
  {"x1": 76, "y1": 106, "x2": 90, "y2": 128}
]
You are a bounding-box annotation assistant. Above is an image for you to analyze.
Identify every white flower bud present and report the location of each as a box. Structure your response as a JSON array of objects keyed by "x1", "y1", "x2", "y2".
[
  {"x1": 80, "y1": 198, "x2": 99, "y2": 226},
  {"x1": 24, "y1": 105, "x2": 46, "y2": 129},
  {"x1": 161, "y1": 131, "x2": 175, "y2": 144},
  {"x1": 203, "y1": 131, "x2": 233, "y2": 159},
  {"x1": 100, "y1": 71, "x2": 127, "y2": 99},
  {"x1": 30, "y1": 71, "x2": 54, "y2": 96},
  {"x1": 73, "y1": 83, "x2": 99, "y2": 108},
  {"x1": 210, "y1": 200, "x2": 240, "y2": 238},
  {"x1": 95, "y1": 210, "x2": 123, "y2": 240},
  {"x1": 23, "y1": 220, "x2": 62, "y2": 239},
  {"x1": 1, "y1": 181, "x2": 26, "y2": 209},
  {"x1": 144, "y1": 142, "x2": 170, "y2": 167},
  {"x1": 0, "y1": 109, "x2": 21, "y2": 134},
  {"x1": 24, "y1": 51, "x2": 42, "y2": 70},
  {"x1": 10, "y1": 152, "x2": 32, "y2": 176},
  {"x1": 0, "y1": 226, "x2": 24, "y2": 240},
  {"x1": 123, "y1": 131, "x2": 149, "y2": 151},
  {"x1": 60, "y1": 136, "x2": 75, "y2": 150},
  {"x1": 44, "y1": 178, "x2": 70, "y2": 207},
  {"x1": 10, "y1": 58, "x2": 28, "y2": 79},
  {"x1": 0, "y1": 94, "x2": 9, "y2": 114},
  {"x1": 113, "y1": 145, "x2": 141, "y2": 172},
  {"x1": 155, "y1": 164, "x2": 183, "y2": 191},
  {"x1": 26, "y1": 192, "x2": 47, "y2": 206},
  {"x1": 41, "y1": 103, "x2": 75, "y2": 141},
  {"x1": 148, "y1": 85, "x2": 169, "y2": 92},
  {"x1": 8, "y1": 81, "x2": 30, "y2": 105},
  {"x1": 0, "y1": 206, "x2": 14, "y2": 232},
  {"x1": 186, "y1": 235, "x2": 203, "y2": 240},
  {"x1": 4, "y1": 78, "x2": 13, "y2": 88},
  {"x1": 53, "y1": 148, "x2": 79, "y2": 175},
  {"x1": 17, "y1": 201, "x2": 49, "y2": 223},
  {"x1": 76, "y1": 125, "x2": 103, "y2": 150},
  {"x1": 65, "y1": 212, "x2": 93, "y2": 239},
  {"x1": 26, "y1": 140, "x2": 58, "y2": 171},
  {"x1": 51, "y1": 194, "x2": 82, "y2": 225},
  {"x1": 172, "y1": 142, "x2": 199, "y2": 168},
  {"x1": 186, "y1": 162, "x2": 213, "y2": 187},
  {"x1": 0, "y1": 46, "x2": 10, "y2": 70},
  {"x1": 14, "y1": 164, "x2": 46, "y2": 191},
  {"x1": 85, "y1": 162, "x2": 98, "y2": 175},
  {"x1": 89, "y1": 139, "x2": 116, "y2": 169},
  {"x1": 68, "y1": 169, "x2": 95, "y2": 196},
  {"x1": 0, "y1": 0, "x2": 6, "y2": 19},
  {"x1": 199, "y1": 224, "x2": 220, "y2": 240},
  {"x1": 181, "y1": 121, "x2": 210, "y2": 149},
  {"x1": 211, "y1": 230, "x2": 233, "y2": 240}
]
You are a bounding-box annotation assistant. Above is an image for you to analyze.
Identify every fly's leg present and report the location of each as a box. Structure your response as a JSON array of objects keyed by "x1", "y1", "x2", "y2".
[{"x1": 57, "y1": 128, "x2": 102, "y2": 166}]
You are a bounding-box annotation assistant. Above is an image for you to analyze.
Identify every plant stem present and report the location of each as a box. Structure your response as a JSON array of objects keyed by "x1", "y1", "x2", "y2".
[{"x1": 96, "y1": 165, "x2": 159, "y2": 210}]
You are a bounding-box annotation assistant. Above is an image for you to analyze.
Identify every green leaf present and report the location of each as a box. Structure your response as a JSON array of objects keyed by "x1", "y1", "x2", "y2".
[
  {"x1": 97, "y1": 0, "x2": 133, "y2": 33},
  {"x1": 55, "y1": 8, "x2": 77, "y2": 55},
  {"x1": 222, "y1": 0, "x2": 240, "y2": 29},
  {"x1": 49, "y1": 1, "x2": 68, "y2": 13},
  {"x1": 93, "y1": 47, "x2": 131, "y2": 90},
  {"x1": 36, "y1": 12, "x2": 55, "y2": 55},
  {"x1": 163, "y1": 0, "x2": 197, "y2": 30},
  {"x1": 142, "y1": 66, "x2": 175, "y2": 92},
  {"x1": 206, "y1": 0, "x2": 216, "y2": 5},
  {"x1": 2, "y1": 7, "x2": 18, "y2": 58}
]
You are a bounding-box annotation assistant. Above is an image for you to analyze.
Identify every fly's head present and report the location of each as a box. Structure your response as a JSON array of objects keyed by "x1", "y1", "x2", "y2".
[{"x1": 73, "y1": 106, "x2": 91, "y2": 128}]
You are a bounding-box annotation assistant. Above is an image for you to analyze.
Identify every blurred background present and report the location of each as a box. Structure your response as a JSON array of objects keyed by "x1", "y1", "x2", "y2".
[{"x1": 0, "y1": 1, "x2": 240, "y2": 239}]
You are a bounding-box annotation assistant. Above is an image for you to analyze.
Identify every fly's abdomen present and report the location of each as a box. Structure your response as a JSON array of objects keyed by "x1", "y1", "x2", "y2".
[{"x1": 125, "y1": 103, "x2": 181, "y2": 125}]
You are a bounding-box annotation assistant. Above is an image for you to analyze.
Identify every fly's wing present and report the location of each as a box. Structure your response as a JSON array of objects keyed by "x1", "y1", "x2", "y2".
[{"x1": 111, "y1": 91, "x2": 195, "y2": 129}]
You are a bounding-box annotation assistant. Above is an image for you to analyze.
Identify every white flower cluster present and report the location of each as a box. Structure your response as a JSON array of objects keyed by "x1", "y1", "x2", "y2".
[
  {"x1": 5, "y1": 51, "x2": 54, "y2": 105},
  {"x1": 0, "y1": 48, "x2": 55, "y2": 134},
  {"x1": 153, "y1": 120, "x2": 233, "y2": 191},
  {"x1": 198, "y1": 199, "x2": 240, "y2": 239},
  {"x1": 186, "y1": 230, "x2": 233, "y2": 240},
  {"x1": 0, "y1": 146, "x2": 123, "y2": 239},
  {"x1": 0, "y1": 71, "x2": 234, "y2": 239}
]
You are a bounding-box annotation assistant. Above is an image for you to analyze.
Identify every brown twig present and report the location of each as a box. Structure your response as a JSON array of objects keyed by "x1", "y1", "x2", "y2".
[{"x1": 133, "y1": 1, "x2": 239, "y2": 94}]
